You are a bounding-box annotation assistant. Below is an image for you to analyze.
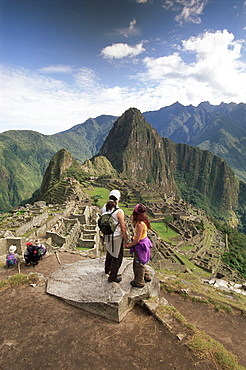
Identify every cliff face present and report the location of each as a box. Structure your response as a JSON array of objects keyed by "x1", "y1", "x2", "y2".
[
  {"x1": 162, "y1": 139, "x2": 239, "y2": 216},
  {"x1": 99, "y1": 108, "x2": 240, "y2": 219},
  {"x1": 99, "y1": 108, "x2": 177, "y2": 195}
]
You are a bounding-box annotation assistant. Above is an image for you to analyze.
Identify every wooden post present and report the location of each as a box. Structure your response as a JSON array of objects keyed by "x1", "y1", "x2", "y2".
[{"x1": 54, "y1": 251, "x2": 61, "y2": 265}]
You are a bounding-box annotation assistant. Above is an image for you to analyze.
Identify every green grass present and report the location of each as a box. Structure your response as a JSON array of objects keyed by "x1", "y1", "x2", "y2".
[
  {"x1": 158, "y1": 268, "x2": 246, "y2": 314},
  {"x1": 189, "y1": 329, "x2": 245, "y2": 370},
  {"x1": 85, "y1": 186, "x2": 135, "y2": 216},
  {"x1": 76, "y1": 247, "x2": 92, "y2": 250},
  {"x1": 0, "y1": 273, "x2": 28, "y2": 289},
  {"x1": 181, "y1": 245, "x2": 195, "y2": 251},
  {"x1": 86, "y1": 187, "x2": 110, "y2": 208},
  {"x1": 0, "y1": 273, "x2": 39, "y2": 290},
  {"x1": 174, "y1": 252, "x2": 211, "y2": 277},
  {"x1": 151, "y1": 222, "x2": 179, "y2": 244}
]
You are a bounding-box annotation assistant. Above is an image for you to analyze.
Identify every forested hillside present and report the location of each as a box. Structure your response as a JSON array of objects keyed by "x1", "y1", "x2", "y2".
[{"x1": 0, "y1": 115, "x2": 116, "y2": 211}]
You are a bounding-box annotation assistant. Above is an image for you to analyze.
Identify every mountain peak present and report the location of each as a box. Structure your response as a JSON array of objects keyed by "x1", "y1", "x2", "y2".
[{"x1": 98, "y1": 108, "x2": 176, "y2": 192}]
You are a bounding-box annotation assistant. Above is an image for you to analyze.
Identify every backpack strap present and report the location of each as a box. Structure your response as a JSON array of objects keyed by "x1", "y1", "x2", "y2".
[
  {"x1": 110, "y1": 207, "x2": 118, "y2": 215},
  {"x1": 111, "y1": 208, "x2": 119, "y2": 231}
]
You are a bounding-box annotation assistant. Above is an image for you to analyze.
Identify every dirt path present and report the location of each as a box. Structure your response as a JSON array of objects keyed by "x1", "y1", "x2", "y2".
[
  {"x1": 161, "y1": 290, "x2": 246, "y2": 368},
  {"x1": 0, "y1": 254, "x2": 243, "y2": 369}
]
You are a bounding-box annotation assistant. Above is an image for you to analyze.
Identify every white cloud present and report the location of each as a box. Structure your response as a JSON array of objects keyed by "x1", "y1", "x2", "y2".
[
  {"x1": 143, "y1": 53, "x2": 187, "y2": 79},
  {"x1": 139, "y1": 30, "x2": 246, "y2": 103},
  {"x1": 135, "y1": 0, "x2": 148, "y2": 3},
  {"x1": 101, "y1": 42, "x2": 145, "y2": 59},
  {"x1": 40, "y1": 64, "x2": 99, "y2": 90},
  {"x1": 0, "y1": 65, "x2": 137, "y2": 134},
  {"x1": 74, "y1": 68, "x2": 99, "y2": 90},
  {"x1": 1, "y1": 30, "x2": 245, "y2": 135},
  {"x1": 38, "y1": 65, "x2": 74, "y2": 74},
  {"x1": 163, "y1": 0, "x2": 208, "y2": 24}
]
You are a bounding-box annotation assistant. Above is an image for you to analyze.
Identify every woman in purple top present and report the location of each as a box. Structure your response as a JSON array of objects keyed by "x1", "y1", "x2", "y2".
[{"x1": 126, "y1": 204, "x2": 153, "y2": 288}]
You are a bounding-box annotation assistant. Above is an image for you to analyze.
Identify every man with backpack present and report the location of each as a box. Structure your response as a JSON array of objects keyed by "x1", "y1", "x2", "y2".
[
  {"x1": 100, "y1": 190, "x2": 128, "y2": 283},
  {"x1": 24, "y1": 241, "x2": 41, "y2": 266}
]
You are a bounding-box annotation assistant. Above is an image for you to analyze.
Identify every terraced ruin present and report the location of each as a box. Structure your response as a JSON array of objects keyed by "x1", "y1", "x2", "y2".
[{"x1": 0, "y1": 179, "x2": 243, "y2": 283}]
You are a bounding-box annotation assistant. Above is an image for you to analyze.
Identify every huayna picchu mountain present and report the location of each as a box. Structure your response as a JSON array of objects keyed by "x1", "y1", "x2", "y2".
[
  {"x1": 98, "y1": 107, "x2": 177, "y2": 195},
  {"x1": 98, "y1": 108, "x2": 244, "y2": 225}
]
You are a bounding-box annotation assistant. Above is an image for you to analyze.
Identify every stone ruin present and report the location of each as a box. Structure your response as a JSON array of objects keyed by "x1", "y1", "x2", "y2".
[
  {"x1": 0, "y1": 196, "x2": 161, "y2": 322},
  {"x1": 0, "y1": 200, "x2": 101, "y2": 261},
  {"x1": 0, "y1": 184, "x2": 242, "y2": 285}
]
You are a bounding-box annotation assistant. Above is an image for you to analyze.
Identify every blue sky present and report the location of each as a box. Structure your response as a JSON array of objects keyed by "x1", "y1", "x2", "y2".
[{"x1": 1, "y1": 0, "x2": 246, "y2": 134}]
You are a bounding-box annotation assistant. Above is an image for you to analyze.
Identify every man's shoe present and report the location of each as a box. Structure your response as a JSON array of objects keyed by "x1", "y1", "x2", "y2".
[
  {"x1": 130, "y1": 281, "x2": 145, "y2": 288},
  {"x1": 108, "y1": 277, "x2": 122, "y2": 283}
]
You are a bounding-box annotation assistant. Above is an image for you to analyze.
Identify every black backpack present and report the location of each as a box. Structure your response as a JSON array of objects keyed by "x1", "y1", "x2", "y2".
[
  {"x1": 27, "y1": 245, "x2": 41, "y2": 266},
  {"x1": 98, "y1": 208, "x2": 119, "y2": 235}
]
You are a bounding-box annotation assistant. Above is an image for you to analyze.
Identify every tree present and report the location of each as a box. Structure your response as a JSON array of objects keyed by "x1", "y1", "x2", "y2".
[
  {"x1": 91, "y1": 195, "x2": 102, "y2": 206},
  {"x1": 163, "y1": 215, "x2": 173, "y2": 232}
]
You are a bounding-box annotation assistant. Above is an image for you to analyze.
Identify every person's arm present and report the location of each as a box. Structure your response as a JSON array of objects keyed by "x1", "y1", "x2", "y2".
[
  {"x1": 117, "y1": 210, "x2": 128, "y2": 243},
  {"x1": 125, "y1": 222, "x2": 144, "y2": 248}
]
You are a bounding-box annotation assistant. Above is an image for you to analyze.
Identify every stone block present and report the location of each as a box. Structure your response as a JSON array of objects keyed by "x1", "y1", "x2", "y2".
[{"x1": 46, "y1": 257, "x2": 159, "y2": 322}]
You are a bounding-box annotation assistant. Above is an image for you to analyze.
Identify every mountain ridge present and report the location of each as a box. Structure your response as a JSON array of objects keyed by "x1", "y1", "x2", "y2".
[
  {"x1": 0, "y1": 102, "x2": 245, "y2": 216},
  {"x1": 143, "y1": 102, "x2": 246, "y2": 181}
]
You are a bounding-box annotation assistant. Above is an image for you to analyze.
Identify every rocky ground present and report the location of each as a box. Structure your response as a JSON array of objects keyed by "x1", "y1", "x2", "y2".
[{"x1": 0, "y1": 253, "x2": 245, "y2": 370}]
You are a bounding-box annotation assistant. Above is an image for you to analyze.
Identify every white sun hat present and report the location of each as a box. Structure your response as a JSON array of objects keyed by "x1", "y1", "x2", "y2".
[
  {"x1": 9, "y1": 245, "x2": 17, "y2": 253},
  {"x1": 109, "y1": 189, "x2": 121, "y2": 200}
]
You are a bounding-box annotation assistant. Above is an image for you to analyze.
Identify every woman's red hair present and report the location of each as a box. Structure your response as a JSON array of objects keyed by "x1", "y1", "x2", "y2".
[{"x1": 132, "y1": 211, "x2": 151, "y2": 229}]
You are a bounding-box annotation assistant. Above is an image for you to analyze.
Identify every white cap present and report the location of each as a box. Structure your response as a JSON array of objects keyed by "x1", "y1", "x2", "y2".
[
  {"x1": 109, "y1": 190, "x2": 121, "y2": 200},
  {"x1": 9, "y1": 245, "x2": 16, "y2": 253}
]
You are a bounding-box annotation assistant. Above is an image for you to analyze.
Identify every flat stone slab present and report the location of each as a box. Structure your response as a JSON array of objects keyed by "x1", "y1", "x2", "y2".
[{"x1": 46, "y1": 257, "x2": 160, "y2": 322}]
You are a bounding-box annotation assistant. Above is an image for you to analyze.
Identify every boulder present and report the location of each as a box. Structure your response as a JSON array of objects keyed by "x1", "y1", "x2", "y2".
[{"x1": 46, "y1": 257, "x2": 159, "y2": 322}]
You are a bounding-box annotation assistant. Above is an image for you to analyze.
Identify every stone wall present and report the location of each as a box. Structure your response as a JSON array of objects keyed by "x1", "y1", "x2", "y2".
[
  {"x1": 0, "y1": 238, "x2": 7, "y2": 256},
  {"x1": 15, "y1": 212, "x2": 48, "y2": 236},
  {"x1": 0, "y1": 237, "x2": 25, "y2": 257},
  {"x1": 62, "y1": 219, "x2": 81, "y2": 250},
  {"x1": 46, "y1": 232, "x2": 66, "y2": 247},
  {"x1": 78, "y1": 224, "x2": 100, "y2": 252},
  {"x1": 176, "y1": 233, "x2": 203, "y2": 250},
  {"x1": 70, "y1": 205, "x2": 91, "y2": 225}
]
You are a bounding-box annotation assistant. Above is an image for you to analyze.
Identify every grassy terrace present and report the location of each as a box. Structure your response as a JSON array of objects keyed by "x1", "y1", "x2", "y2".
[
  {"x1": 86, "y1": 187, "x2": 135, "y2": 216},
  {"x1": 150, "y1": 222, "x2": 179, "y2": 245}
]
